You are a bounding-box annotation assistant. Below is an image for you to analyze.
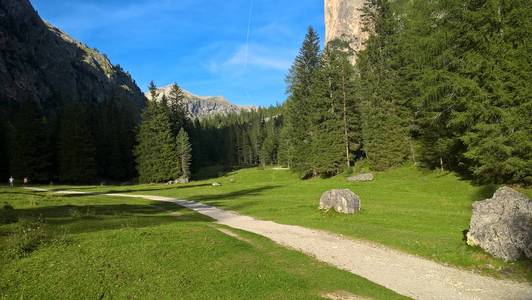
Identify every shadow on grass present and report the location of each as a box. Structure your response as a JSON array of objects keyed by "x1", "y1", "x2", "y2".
[
  {"x1": 470, "y1": 184, "x2": 498, "y2": 202},
  {"x1": 10, "y1": 201, "x2": 213, "y2": 235},
  {"x1": 191, "y1": 165, "x2": 257, "y2": 181},
  {"x1": 187, "y1": 185, "x2": 281, "y2": 203},
  {"x1": 0, "y1": 190, "x2": 48, "y2": 197},
  {"x1": 103, "y1": 183, "x2": 213, "y2": 194},
  {"x1": 55, "y1": 183, "x2": 213, "y2": 198}
]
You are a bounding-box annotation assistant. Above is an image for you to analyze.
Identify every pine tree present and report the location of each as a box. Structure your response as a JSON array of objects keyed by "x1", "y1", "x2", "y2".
[
  {"x1": 310, "y1": 41, "x2": 362, "y2": 175},
  {"x1": 58, "y1": 103, "x2": 97, "y2": 183},
  {"x1": 0, "y1": 113, "x2": 9, "y2": 180},
  {"x1": 457, "y1": 0, "x2": 532, "y2": 184},
  {"x1": 307, "y1": 46, "x2": 346, "y2": 176},
  {"x1": 176, "y1": 128, "x2": 192, "y2": 179},
  {"x1": 148, "y1": 80, "x2": 158, "y2": 100},
  {"x1": 260, "y1": 120, "x2": 277, "y2": 166},
  {"x1": 357, "y1": 0, "x2": 411, "y2": 171},
  {"x1": 168, "y1": 83, "x2": 189, "y2": 135},
  {"x1": 277, "y1": 111, "x2": 294, "y2": 168},
  {"x1": 135, "y1": 82, "x2": 180, "y2": 183},
  {"x1": 95, "y1": 98, "x2": 138, "y2": 180},
  {"x1": 8, "y1": 100, "x2": 51, "y2": 182},
  {"x1": 285, "y1": 26, "x2": 322, "y2": 176}
]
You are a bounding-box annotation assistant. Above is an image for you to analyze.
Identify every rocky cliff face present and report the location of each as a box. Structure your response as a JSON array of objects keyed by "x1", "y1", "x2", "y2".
[
  {"x1": 324, "y1": 0, "x2": 368, "y2": 63},
  {"x1": 146, "y1": 85, "x2": 256, "y2": 118},
  {"x1": 0, "y1": 0, "x2": 145, "y2": 112}
]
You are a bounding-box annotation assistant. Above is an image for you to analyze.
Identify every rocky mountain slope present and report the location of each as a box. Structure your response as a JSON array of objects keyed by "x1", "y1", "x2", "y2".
[
  {"x1": 324, "y1": 0, "x2": 368, "y2": 63},
  {"x1": 146, "y1": 84, "x2": 256, "y2": 118},
  {"x1": 0, "y1": 0, "x2": 145, "y2": 112}
]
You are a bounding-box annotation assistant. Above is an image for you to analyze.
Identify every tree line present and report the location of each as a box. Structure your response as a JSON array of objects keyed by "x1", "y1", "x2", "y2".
[
  {"x1": 1, "y1": 96, "x2": 139, "y2": 183},
  {"x1": 280, "y1": 0, "x2": 530, "y2": 184},
  {"x1": 2, "y1": 0, "x2": 528, "y2": 185},
  {"x1": 189, "y1": 107, "x2": 283, "y2": 170}
]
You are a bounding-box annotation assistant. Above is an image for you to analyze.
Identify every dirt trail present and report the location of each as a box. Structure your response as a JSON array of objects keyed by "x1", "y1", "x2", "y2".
[{"x1": 26, "y1": 187, "x2": 532, "y2": 300}]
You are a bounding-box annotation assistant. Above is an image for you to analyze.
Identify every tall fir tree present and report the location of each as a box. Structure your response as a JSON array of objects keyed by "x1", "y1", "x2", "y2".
[
  {"x1": 8, "y1": 100, "x2": 51, "y2": 182},
  {"x1": 135, "y1": 82, "x2": 180, "y2": 183},
  {"x1": 176, "y1": 128, "x2": 192, "y2": 179},
  {"x1": 167, "y1": 83, "x2": 189, "y2": 135},
  {"x1": 308, "y1": 45, "x2": 347, "y2": 176},
  {"x1": 0, "y1": 112, "x2": 9, "y2": 180},
  {"x1": 95, "y1": 98, "x2": 138, "y2": 180},
  {"x1": 58, "y1": 103, "x2": 97, "y2": 183},
  {"x1": 310, "y1": 41, "x2": 362, "y2": 175},
  {"x1": 285, "y1": 26, "x2": 322, "y2": 176},
  {"x1": 357, "y1": 0, "x2": 411, "y2": 170},
  {"x1": 458, "y1": 0, "x2": 532, "y2": 184}
]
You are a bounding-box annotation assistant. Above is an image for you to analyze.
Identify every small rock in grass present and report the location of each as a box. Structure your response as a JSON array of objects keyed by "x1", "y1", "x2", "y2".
[
  {"x1": 347, "y1": 173, "x2": 374, "y2": 182},
  {"x1": 212, "y1": 182, "x2": 222, "y2": 187},
  {"x1": 174, "y1": 177, "x2": 190, "y2": 184},
  {"x1": 319, "y1": 189, "x2": 361, "y2": 214}
]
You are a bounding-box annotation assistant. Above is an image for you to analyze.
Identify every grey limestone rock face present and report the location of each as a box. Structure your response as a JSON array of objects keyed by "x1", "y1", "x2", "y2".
[
  {"x1": 467, "y1": 187, "x2": 532, "y2": 261},
  {"x1": 0, "y1": 0, "x2": 145, "y2": 112},
  {"x1": 146, "y1": 85, "x2": 256, "y2": 119},
  {"x1": 324, "y1": 0, "x2": 368, "y2": 64},
  {"x1": 320, "y1": 189, "x2": 361, "y2": 214}
]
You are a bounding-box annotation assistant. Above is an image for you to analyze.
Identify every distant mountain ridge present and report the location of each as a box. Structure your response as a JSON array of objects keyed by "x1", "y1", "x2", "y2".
[
  {"x1": 0, "y1": 0, "x2": 145, "y2": 112},
  {"x1": 146, "y1": 84, "x2": 256, "y2": 118}
]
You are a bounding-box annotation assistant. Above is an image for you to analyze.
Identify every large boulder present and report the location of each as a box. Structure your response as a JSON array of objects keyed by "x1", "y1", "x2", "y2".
[
  {"x1": 347, "y1": 173, "x2": 374, "y2": 182},
  {"x1": 466, "y1": 187, "x2": 532, "y2": 261},
  {"x1": 319, "y1": 189, "x2": 361, "y2": 214}
]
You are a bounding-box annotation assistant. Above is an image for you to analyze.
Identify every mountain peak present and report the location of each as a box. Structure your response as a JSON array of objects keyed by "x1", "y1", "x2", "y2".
[{"x1": 145, "y1": 84, "x2": 256, "y2": 118}]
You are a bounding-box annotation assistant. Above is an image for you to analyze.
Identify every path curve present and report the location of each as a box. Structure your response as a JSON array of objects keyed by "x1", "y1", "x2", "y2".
[{"x1": 26, "y1": 187, "x2": 532, "y2": 300}]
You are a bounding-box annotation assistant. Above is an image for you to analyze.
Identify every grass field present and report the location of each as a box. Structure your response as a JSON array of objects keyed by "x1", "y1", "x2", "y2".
[
  {"x1": 0, "y1": 189, "x2": 405, "y2": 299},
  {"x1": 38, "y1": 165, "x2": 531, "y2": 282}
]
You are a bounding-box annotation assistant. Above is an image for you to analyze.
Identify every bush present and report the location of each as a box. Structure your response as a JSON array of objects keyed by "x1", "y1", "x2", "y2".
[{"x1": 0, "y1": 203, "x2": 18, "y2": 224}]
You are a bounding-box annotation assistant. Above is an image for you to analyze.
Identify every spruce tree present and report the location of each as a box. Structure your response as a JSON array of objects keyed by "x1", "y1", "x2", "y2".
[
  {"x1": 167, "y1": 83, "x2": 189, "y2": 135},
  {"x1": 95, "y1": 98, "x2": 138, "y2": 180},
  {"x1": 0, "y1": 114, "x2": 9, "y2": 180},
  {"x1": 285, "y1": 26, "x2": 322, "y2": 176},
  {"x1": 308, "y1": 46, "x2": 345, "y2": 176},
  {"x1": 8, "y1": 100, "x2": 51, "y2": 182},
  {"x1": 457, "y1": 0, "x2": 532, "y2": 184},
  {"x1": 135, "y1": 82, "x2": 180, "y2": 183},
  {"x1": 310, "y1": 41, "x2": 362, "y2": 174},
  {"x1": 357, "y1": 0, "x2": 411, "y2": 171},
  {"x1": 176, "y1": 128, "x2": 192, "y2": 179},
  {"x1": 58, "y1": 103, "x2": 97, "y2": 183}
]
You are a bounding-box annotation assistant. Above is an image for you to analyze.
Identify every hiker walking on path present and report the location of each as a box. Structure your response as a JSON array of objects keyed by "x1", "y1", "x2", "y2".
[{"x1": 9, "y1": 176, "x2": 14, "y2": 188}]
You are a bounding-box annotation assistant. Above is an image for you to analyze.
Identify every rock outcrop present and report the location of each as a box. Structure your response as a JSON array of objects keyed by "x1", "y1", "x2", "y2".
[
  {"x1": 146, "y1": 84, "x2": 256, "y2": 118},
  {"x1": 324, "y1": 0, "x2": 368, "y2": 64},
  {"x1": 466, "y1": 187, "x2": 532, "y2": 261},
  {"x1": 319, "y1": 189, "x2": 361, "y2": 214},
  {"x1": 0, "y1": 0, "x2": 145, "y2": 112}
]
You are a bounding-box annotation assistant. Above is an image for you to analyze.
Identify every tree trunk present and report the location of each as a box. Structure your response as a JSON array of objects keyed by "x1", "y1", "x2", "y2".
[{"x1": 342, "y1": 74, "x2": 351, "y2": 168}]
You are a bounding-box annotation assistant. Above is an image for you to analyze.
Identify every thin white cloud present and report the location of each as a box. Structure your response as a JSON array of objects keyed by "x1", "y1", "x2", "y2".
[
  {"x1": 209, "y1": 43, "x2": 292, "y2": 73},
  {"x1": 50, "y1": 0, "x2": 195, "y2": 34}
]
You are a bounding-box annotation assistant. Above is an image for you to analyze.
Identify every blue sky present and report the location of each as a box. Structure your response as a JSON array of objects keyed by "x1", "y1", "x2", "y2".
[{"x1": 31, "y1": 0, "x2": 325, "y2": 107}]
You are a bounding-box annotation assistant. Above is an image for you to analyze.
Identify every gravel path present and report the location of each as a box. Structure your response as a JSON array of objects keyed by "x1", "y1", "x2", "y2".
[{"x1": 26, "y1": 188, "x2": 532, "y2": 300}]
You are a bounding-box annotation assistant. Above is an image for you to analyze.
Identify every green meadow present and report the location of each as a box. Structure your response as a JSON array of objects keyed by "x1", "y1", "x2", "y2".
[
  {"x1": 42, "y1": 165, "x2": 531, "y2": 282},
  {"x1": 1, "y1": 165, "x2": 530, "y2": 299},
  {"x1": 0, "y1": 190, "x2": 404, "y2": 299}
]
